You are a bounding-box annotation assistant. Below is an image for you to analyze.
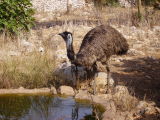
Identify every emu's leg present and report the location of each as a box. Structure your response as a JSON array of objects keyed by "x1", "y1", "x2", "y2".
[
  {"x1": 71, "y1": 65, "x2": 79, "y2": 94},
  {"x1": 106, "y1": 65, "x2": 111, "y2": 93},
  {"x1": 92, "y1": 63, "x2": 98, "y2": 95},
  {"x1": 75, "y1": 66, "x2": 79, "y2": 90},
  {"x1": 71, "y1": 64, "x2": 76, "y2": 86},
  {"x1": 93, "y1": 72, "x2": 98, "y2": 95}
]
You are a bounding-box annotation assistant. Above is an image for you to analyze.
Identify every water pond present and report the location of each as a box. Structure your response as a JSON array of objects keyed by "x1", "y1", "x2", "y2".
[{"x1": 0, "y1": 94, "x2": 93, "y2": 120}]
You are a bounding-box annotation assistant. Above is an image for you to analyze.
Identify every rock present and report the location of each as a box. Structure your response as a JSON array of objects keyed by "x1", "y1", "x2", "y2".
[
  {"x1": 93, "y1": 72, "x2": 115, "y2": 87},
  {"x1": 55, "y1": 62, "x2": 86, "y2": 86},
  {"x1": 21, "y1": 40, "x2": 33, "y2": 47},
  {"x1": 89, "y1": 72, "x2": 114, "y2": 93},
  {"x1": 136, "y1": 101, "x2": 157, "y2": 115},
  {"x1": 50, "y1": 86, "x2": 57, "y2": 94},
  {"x1": 103, "y1": 110, "x2": 134, "y2": 120},
  {"x1": 102, "y1": 101, "x2": 117, "y2": 120},
  {"x1": 102, "y1": 110, "x2": 116, "y2": 120},
  {"x1": 128, "y1": 49, "x2": 145, "y2": 56},
  {"x1": 132, "y1": 43, "x2": 143, "y2": 49},
  {"x1": 38, "y1": 47, "x2": 45, "y2": 53},
  {"x1": 75, "y1": 90, "x2": 90, "y2": 100},
  {"x1": 19, "y1": 86, "x2": 25, "y2": 90},
  {"x1": 156, "y1": 107, "x2": 160, "y2": 113},
  {"x1": 113, "y1": 85, "x2": 137, "y2": 111},
  {"x1": 114, "y1": 85, "x2": 129, "y2": 96},
  {"x1": 21, "y1": 40, "x2": 34, "y2": 52},
  {"x1": 96, "y1": 94, "x2": 113, "y2": 100},
  {"x1": 153, "y1": 26, "x2": 160, "y2": 32},
  {"x1": 118, "y1": 0, "x2": 132, "y2": 7},
  {"x1": 136, "y1": 101, "x2": 148, "y2": 109},
  {"x1": 58, "y1": 86, "x2": 75, "y2": 96},
  {"x1": 95, "y1": 72, "x2": 107, "y2": 86},
  {"x1": 8, "y1": 51, "x2": 21, "y2": 56}
]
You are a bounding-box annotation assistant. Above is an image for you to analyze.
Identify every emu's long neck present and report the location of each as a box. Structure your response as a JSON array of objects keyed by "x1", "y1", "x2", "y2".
[{"x1": 66, "y1": 35, "x2": 75, "y2": 63}]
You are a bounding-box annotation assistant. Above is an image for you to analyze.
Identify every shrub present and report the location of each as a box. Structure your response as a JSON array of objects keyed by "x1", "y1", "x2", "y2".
[
  {"x1": 93, "y1": 0, "x2": 119, "y2": 7},
  {"x1": 0, "y1": 0, "x2": 35, "y2": 36},
  {"x1": 142, "y1": 0, "x2": 157, "y2": 6}
]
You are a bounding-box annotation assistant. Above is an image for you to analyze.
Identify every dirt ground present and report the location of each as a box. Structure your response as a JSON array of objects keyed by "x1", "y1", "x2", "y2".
[{"x1": 111, "y1": 55, "x2": 160, "y2": 106}]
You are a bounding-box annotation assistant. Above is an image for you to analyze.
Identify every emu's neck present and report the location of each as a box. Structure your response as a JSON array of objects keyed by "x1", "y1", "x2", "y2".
[{"x1": 65, "y1": 36, "x2": 75, "y2": 63}]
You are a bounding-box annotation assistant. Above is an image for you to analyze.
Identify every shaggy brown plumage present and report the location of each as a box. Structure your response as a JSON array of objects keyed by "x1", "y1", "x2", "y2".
[
  {"x1": 74, "y1": 25, "x2": 129, "y2": 71},
  {"x1": 59, "y1": 25, "x2": 129, "y2": 93}
]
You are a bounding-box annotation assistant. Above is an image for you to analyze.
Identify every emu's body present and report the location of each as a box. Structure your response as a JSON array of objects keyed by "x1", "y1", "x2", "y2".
[{"x1": 59, "y1": 25, "x2": 129, "y2": 93}]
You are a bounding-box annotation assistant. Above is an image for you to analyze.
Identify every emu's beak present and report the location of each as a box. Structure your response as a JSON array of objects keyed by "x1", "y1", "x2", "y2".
[{"x1": 58, "y1": 33, "x2": 64, "y2": 37}]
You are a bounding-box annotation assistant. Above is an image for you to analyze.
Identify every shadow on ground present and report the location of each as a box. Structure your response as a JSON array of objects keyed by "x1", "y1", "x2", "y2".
[
  {"x1": 135, "y1": 113, "x2": 160, "y2": 120},
  {"x1": 34, "y1": 20, "x2": 99, "y2": 29},
  {"x1": 112, "y1": 57, "x2": 160, "y2": 107}
]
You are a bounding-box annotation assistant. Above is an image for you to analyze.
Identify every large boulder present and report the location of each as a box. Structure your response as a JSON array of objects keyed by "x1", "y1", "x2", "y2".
[
  {"x1": 90, "y1": 72, "x2": 114, "y2": 93},
  {"x1": 75, "y1": 90, "x2": 89, "y2": 99},
  {"x1": 54, "y1": 62, "x2": 86, "y2": 86},
  {"x1": 95, "y1": 72, "x2": 114, "y2": 86}
]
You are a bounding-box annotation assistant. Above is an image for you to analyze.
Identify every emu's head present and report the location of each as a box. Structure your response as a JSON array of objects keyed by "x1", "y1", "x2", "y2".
[
  {"x1": 58, "y1": 31, "x2": 75, "y2": 63},
  {"x1": 58, "y1": 31, "x2": 73, "y2": 48}
]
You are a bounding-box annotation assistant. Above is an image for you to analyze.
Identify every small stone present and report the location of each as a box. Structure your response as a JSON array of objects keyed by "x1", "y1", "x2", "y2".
[
  {"x1": 114, "y1": 85, "x2": 129, "y2": 95},
  {"x1": 19, "y1": 87, "x2": 25, "y2": 90},
  {"x1": 50, "y1": 86, "x2": 57, "y2": 94},
  {"x1": 128, "y1": 49, "x2": 145, "y2": 56},
  {"x1": 136, "y1": 101, "x2": 148, "y2": 109},
  {"x1": 118, "y1": 0, "x2": 132, "y2": 7},
  {"x1": 58, "y1": 86, "x2": 75, "y2": 96},
  {"x1": 8, "y1": 51, "x2": 21, "y2": 56},
  {"x1": 94, "y1": 72, "x2": 115, "y2": 87},
  {"x1": 102, "y1": 110, "x2": 116, "y2": 120},
  {"x1": 38, "y1": 47, "x2": 45, "y2": 53},
  {"x1": 99, "y1": 94, "x2": 113, "y2": 99},
  {"x1": 75, "y1": 90, "x2": 90, "y2": 100},
  {"x1": 156, "y1": 107, "x2": 160, "y2": 113}
]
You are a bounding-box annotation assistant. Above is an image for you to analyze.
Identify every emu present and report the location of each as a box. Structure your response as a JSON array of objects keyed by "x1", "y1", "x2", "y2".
[{"x1": 58, "y1": 25, "x2": 129, "y2": 94}]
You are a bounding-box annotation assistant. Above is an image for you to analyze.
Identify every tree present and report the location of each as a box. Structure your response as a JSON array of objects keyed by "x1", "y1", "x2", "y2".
[
  {"x1": 0, "y1": 0, "x2": 35, "y2": 36},
  {"x1": 137, "y1": 0, "x2": 142, "y2": 20}
]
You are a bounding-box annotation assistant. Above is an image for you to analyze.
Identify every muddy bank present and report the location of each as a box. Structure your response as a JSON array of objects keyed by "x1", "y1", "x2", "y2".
[{"x1": 0, "y1": 87, "x2": 51, "y2": 95}]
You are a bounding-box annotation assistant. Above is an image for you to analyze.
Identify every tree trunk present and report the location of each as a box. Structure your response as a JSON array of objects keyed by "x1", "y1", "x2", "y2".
[
  {"x1": 66, "y1": 0, "x2": 72, "y2": 14},
  {"x1": 137, "y1": 0, "x2": 142, "y2": 20}
]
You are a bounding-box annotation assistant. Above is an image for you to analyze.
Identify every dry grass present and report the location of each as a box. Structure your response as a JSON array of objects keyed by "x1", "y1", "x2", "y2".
[
  {"x1": 0, "y1": 51, "x2": 56, "y2": 88},
  {"x1": 113, "y1": 90, "x2": 138, "y2": 111},
  {"x1": 34, "y1": 6, "x2": 160, "y2": 29}
]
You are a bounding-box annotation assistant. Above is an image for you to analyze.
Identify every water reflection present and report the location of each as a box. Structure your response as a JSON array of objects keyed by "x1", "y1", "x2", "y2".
[{"x1": 0, "y1": 94, "x2": 92, "y2": 120}]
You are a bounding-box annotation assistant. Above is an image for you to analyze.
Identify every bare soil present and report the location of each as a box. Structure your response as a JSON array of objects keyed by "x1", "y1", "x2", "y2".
[{"x1": 111, "y1": 55, "x2": 160, "y2": 106}]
